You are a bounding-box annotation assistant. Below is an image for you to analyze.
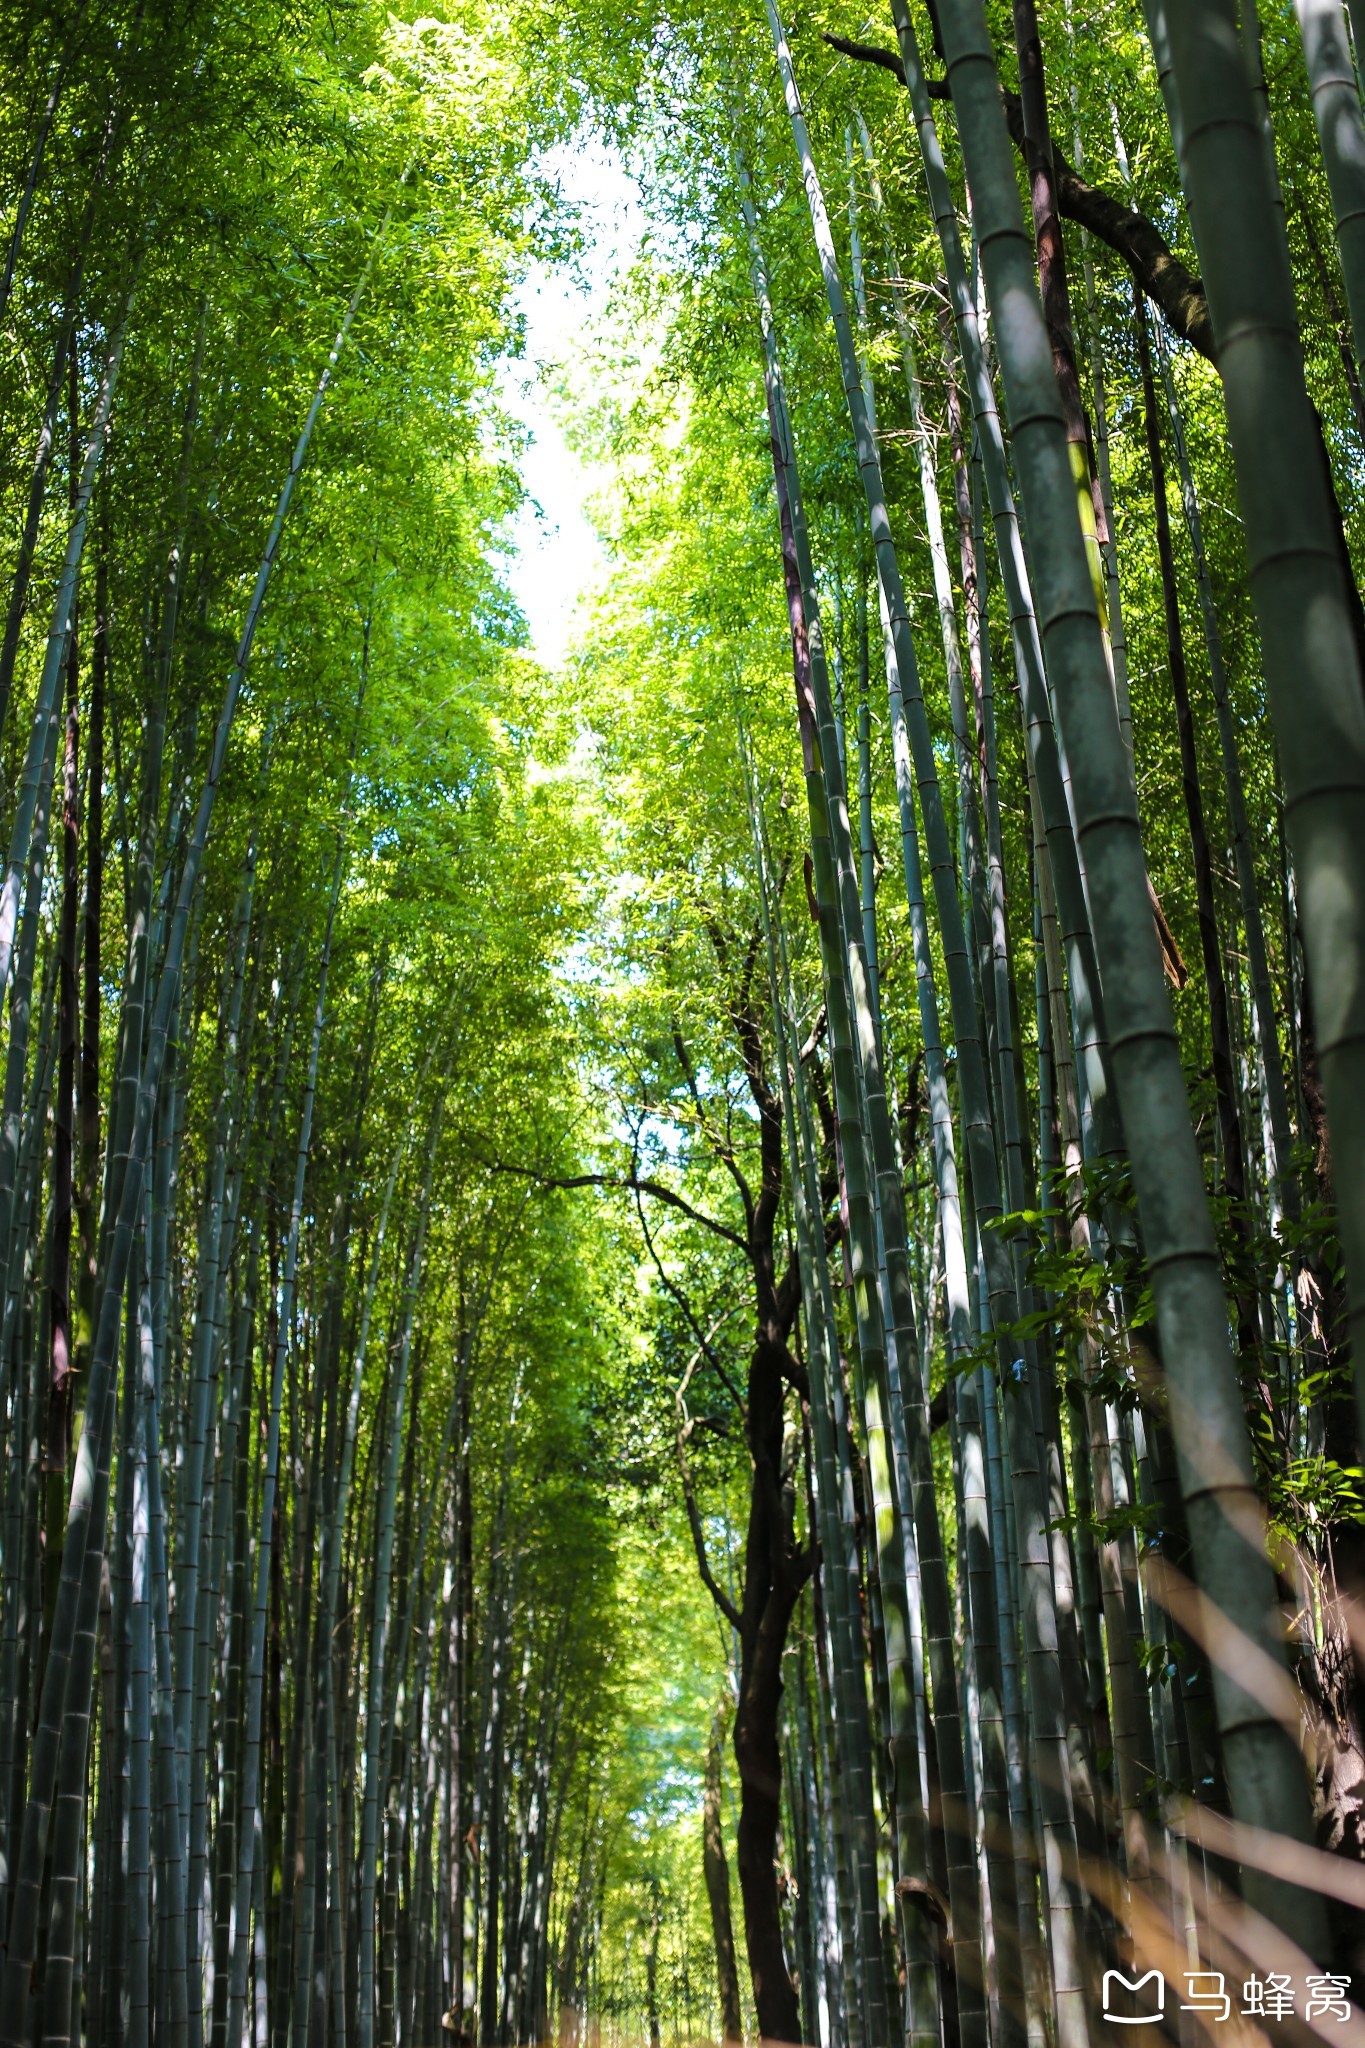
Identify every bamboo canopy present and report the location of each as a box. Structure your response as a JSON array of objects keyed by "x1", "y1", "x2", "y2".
[{"x1": 0, "y1": 0, "x2": 1361, "y2": 2045}]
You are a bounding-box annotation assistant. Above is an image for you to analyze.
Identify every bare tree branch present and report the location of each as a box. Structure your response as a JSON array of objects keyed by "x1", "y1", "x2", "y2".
[
  {"x1": 676, "y1": 1342, "x2": 743, "y2": 1631},
  {"x1": 470, "y1": 1149, "x2": 750, "y2": 1254},
  {"x1": 635, "y1": 1188, "x2": 748, "y2": 1417},
  {"x1": 677, "y1": 1439, "x2": 743, "y2": 1632},
  {"x1": 672, "y1": 1022, "x2": 755, "y2": 1233},
  {"x1": 823, "y1": 29, "x2": 1216, "y2": 360}
]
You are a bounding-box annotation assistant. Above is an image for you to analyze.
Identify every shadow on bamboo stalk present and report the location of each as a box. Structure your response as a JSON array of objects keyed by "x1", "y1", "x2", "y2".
[
  {"x1": 919, "y1": 1759, "x2": 1365, "y2": 2048},
  {"x1": 953, "y1": 1498, "x2": 1365, "y2": 2036}
]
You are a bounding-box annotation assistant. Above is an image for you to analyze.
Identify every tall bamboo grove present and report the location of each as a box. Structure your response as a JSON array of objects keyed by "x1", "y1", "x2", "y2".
[{"x1": 1, "y1": 1, "x2": 1365, "y2": 2046}]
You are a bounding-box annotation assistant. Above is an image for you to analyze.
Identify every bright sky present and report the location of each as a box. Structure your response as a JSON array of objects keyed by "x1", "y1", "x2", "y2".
[{"x1": 498, "y1": 138, "x2": 645, "y2": 669}]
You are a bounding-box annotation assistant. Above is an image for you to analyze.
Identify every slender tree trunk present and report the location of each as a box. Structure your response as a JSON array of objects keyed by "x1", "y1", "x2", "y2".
[
  {"x1": 703, "y1": 1703, "x2": 744, "y2": 2045},
  {"x1": 45, "y1": 641, "x2": 80, "y2": 1619},
  {"x1": 225, "y1": 842, "x2": 349, "y2": 2048},
  {"x1": 358, "y1": 1109, "x2": 443, "y2": 2048},
  {"x1": 1133, "y1": 285, "x2": 1256, "y2": 1345},
  {"x1": 75, "y1": 546, "x2": 104, "y2": 1381}
]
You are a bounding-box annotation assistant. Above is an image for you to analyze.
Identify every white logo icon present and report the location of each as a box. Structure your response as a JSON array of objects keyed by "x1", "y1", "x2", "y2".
[{"x1": 1102, "y1": 1971, "x2": 1165, "y2": 2024}]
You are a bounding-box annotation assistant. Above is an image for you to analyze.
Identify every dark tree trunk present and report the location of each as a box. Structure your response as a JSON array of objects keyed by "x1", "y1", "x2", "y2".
[
  {"x1": 703, "y1": 1705, "x2": 743, "y2": 2045},
  {"x1": 733, "y1": 1335, "x2": 805, "y2": 2048},
  {"x1": 41, "y1": 359, "x2": 83, "y2": 1669},
  {"x1": 667, "y1": 954, "x2": 811, "y2": 2042}
]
